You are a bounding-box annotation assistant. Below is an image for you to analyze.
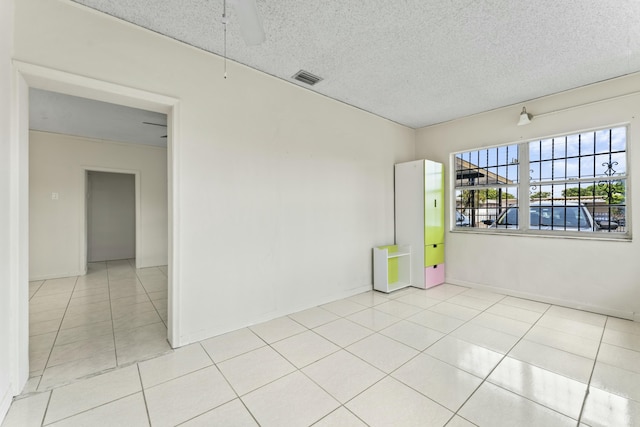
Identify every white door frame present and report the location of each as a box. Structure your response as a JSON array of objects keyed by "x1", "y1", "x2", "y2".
[
  {"x1": 83, "y1": 168, "x2": 140, "y2": 267},
  {"x1": 9, "y1": 60, "x2": 182, "y2": 394}
]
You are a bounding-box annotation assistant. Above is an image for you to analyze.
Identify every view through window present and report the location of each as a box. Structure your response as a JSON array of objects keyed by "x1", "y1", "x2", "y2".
[{"x1": 454, "y1": 126, "x2": 628, "y2": 236}]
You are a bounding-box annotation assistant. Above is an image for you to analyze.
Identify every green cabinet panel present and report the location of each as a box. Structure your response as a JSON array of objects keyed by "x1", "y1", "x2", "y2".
[
  {"x1": 424, "y1": 160, "x2": 444, "y2": 245},
  {"x1": 380, "y1": 245, "x2": 399, "y2": 284},
  {"x1": 425, "y1": 243, "x2": 444, "y2": 267}
]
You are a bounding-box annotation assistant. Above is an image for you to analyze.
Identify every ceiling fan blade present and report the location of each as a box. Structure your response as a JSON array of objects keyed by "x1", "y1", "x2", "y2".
[{"x1": 229, "y1": 0, "x2": 265, "y2": 46}]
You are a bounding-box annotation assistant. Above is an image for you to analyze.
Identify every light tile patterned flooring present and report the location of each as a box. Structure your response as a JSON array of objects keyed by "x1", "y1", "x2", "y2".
[
  {"x1": 26, "y1": 259, "x2": 169, "y2": 393},
  {"x1": 4, "y1": 282, "x2": 640, "y2": 426}
]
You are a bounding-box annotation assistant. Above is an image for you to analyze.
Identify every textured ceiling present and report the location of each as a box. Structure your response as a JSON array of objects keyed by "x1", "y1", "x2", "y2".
[
  {"x1": 30, "y1": 89, "x2": 167, "y2": 147},
  {"x1": 71, "y1": 0, "x2": 640, "y2": 128}
]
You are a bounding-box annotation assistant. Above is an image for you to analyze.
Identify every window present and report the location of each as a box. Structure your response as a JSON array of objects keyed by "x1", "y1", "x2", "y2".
[{"x1": 453, "y1": 126, "x2": 628, "y2": 237}]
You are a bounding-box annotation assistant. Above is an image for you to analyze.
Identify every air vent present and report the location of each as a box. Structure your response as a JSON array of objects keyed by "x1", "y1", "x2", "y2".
[{"x1": 292, "y1": 70, "x2": 323, "y2": 86}]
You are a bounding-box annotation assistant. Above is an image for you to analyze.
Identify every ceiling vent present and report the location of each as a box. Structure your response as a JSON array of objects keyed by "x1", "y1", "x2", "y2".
[{"x1": 292, "y1": 70, "x2": 323, "y2": 86}]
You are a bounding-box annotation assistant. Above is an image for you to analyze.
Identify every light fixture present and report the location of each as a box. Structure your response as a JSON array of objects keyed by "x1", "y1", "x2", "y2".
[
  {"x1": 221, "y1": 0, "x2": 266, "y2": 79},
  {"x1": 517, "y1": 107, "x2": 532, "y2": 126},
  {"x1": 230, "y1": 0, "x2": 266, "y2": 46}
]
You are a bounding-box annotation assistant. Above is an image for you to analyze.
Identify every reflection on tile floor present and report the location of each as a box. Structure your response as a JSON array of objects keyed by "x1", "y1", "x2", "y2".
[
  {"x1": 5, "y1": 283, "x2": 640, "y2": 426},
  {"x1": 27, "y1": 259, "x2": 169, "y2": 392}
]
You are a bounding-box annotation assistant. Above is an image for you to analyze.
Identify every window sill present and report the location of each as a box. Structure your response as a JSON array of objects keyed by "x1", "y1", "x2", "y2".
[{"x1": 449, "y1": 228, "x2": 632, "y2": 242}]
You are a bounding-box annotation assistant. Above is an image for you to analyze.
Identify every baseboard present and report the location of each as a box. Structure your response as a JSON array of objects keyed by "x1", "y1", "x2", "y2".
[
  {"x1": 29, "y1": 270, "x2": 86, "y2": 281},
  {"x1": 177, "y1": 284, "x2": 372, "y2": 347},
  {"x1": 0, "y1": 385, "x2": 13, "y2": 426},
  {"x1": 447, "y1": 278, "x2": 636, "y2": 321}
]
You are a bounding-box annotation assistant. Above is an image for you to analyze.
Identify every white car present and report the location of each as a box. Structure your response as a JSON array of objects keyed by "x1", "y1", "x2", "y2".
[
  {"x1": 456, "y1": 211, "x2": 470, "y2": 226},
  {"x1": 490, "y1": 202, "x2": 596, "y2": 231}
]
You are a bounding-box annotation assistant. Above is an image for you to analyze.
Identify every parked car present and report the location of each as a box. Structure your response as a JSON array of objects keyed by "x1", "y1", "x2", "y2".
[
  {"x1": 488, "y1": 202, "x2": 596, "y2": 231},
  {"x1": 456, "y1": 211, "x2": 470, "y2": 226},
  {"x1": 592, "y1": 213, "x2": 619, "y2": 230}
]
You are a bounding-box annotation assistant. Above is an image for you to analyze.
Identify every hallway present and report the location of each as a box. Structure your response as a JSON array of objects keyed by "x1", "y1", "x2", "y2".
[{"x1": 27, "y1": 260, "x2": 169, "y2": 392}]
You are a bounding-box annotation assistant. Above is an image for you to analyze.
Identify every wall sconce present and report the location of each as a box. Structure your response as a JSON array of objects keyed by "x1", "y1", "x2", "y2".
[{"x1": 517, "y1": 107, "x2": 532, "y2": 126}]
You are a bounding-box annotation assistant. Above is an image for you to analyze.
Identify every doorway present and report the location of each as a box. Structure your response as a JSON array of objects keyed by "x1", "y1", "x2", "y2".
[
  {"x1": 86, "y1": 171, "x2": 136, "y2": 263},
  {"x1": 10, "y1": 61, "x2": 181, "y2": 396}
]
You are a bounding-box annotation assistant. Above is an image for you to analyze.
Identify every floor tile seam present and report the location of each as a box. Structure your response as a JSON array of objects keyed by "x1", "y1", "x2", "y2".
[
  {"x1": 140, "y1": 359, "x2": 216, "y2": 391},
  {"x1": 201, "y1": 343, "x2": 270, "y2": 365},
  {"x1": 42, "y1": 390, "x2": 142, "y2": 426},
  {"x1": 29, "y1": 281, "x2": 46, "y2": 301},
  {"x1": 522, "y1": 335, "x2": 600, "y2": 360},
  {"x1": 387, "y1": 368, "x2": 472, "y2": 414},
  {"x1": 57, "y1": 317, "x2": 113, "y2": 332},
  {"x1": 499, "y1": 300, "x2": 550, "y2": 314},
  {"x1": 37, "y1": 390, "x2": 53, "y2": 427},
  {"x1": 113, "y1": 319, "x2": 165, "y2": 336},
  {"x1": 289, "y1": 361, "x2": 360, "y2": 409},
  {"x1": 449, "y1": 302, "x2": 555, "y2": 421},
  {"x1": 45, "y1": 342, "x2": 117, "y2": 370},
  {"x1": 248, "y1": 325, "x2": 310, "y2": 347},
  {"x1": 504, "y1": 351, "x2": 592, "y2": 385},
  {"x1": 30, "y1": 290, "x2": 75, "y2": 300},
  {"x1": 51, "y1": 325, "x2": 115, "y2": 347},
  {"x1": 311, "y1": 325, "x2": 376, "y2": 349},
  {"x1": 577, "y1": 316, "x2": 611, "y2": 425},
  {"x1": 376, "y1": 327, "x2": 441, "y2": 352},
  {"x1": 348, "y1": 311, "x2": 406, "y2": 333},
  {"x1": 43, "y1": 276, "x2": 81, "y2": 375},
  {"x1": 596, "y1": 340, "x2": 640, "y2": 357},
  {"x1": 136, "y1": 363, "x2": 153, "y2": 427},
  {"x1": 478, "y1": 378, "x2": 583, "y2": 422},
  {"x1": 285, "y1": 316, "x2": 339, "y2": 330},
  {"x1": 190, "y1": 342, "x2": 256, "y2": 418},
  {"x1": 532, "y1": 321, "x2": 605, "y2": 341},
  {"x1": 269, "y1": 340, "x2": 343, "y2": 372},
  {"x1": 603, "y1": 325, "x2": 640, "y2": 339},
  {"x1": 342, "y1": 334, "x2": 423, "y2": 380},
  {"x1": 311, "y1": 405, "x2": 371, "y2": 427},
  {"x1": 465, "y1": 318, "x2": 530, "y2": 339},
  {"x1": 173, "y1": 395, "x2": 254, "y2": 427},
  {"x1": 220, "y1": 361, "x2": 297, "y2": 399},
  {"x1": 105, "y1": 263, "x2": 120, "y2": 368},
  {"x1": 321, "y1": 299, "x2": 371, "y2": 318},
  {"x1": 302, "y1": 365, "x2": 389, "y2": 412}
]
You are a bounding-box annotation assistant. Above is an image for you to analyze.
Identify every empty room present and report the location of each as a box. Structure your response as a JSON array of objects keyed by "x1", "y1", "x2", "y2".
[{"x1": 1, "y1": 0, "x2": 639, "y2": 426}]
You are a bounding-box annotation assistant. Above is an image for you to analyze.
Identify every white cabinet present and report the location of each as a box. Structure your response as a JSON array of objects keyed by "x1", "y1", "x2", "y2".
[
  {"x1": 395, "y1": 160, "x2": 445, "y2": 289},
  {"x1": 373, "y1": 245, "x2": 411, "y2": 293}
]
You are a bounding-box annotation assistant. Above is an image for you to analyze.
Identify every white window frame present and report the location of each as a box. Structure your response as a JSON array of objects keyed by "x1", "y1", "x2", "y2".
[{"x1": 451, "y1": 124, "x2": 631, "y2": 240}]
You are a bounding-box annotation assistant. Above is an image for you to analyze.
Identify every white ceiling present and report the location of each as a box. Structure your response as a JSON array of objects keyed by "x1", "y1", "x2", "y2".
[
  {"x1": 66, "y1": 0, "x2": 640, "y2": 129},
  {"x1": 30, "y1": 89, "x2": 168, "y2": 147}
]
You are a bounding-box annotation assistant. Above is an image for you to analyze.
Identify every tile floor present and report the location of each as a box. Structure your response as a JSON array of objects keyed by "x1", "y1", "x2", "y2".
[
  {"x1": 26, "y1": 259, "x2": 170, "y2": 392},
  {"x1": 4, "y1": 283, "x2": 640, "y2": 426}
]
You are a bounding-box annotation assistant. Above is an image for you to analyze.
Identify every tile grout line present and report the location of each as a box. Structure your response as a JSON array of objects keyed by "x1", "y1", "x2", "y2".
[
  {"x1": 136, "y1": 364, "x2": 153, "y2": 427},
  {"x1": 38, "y1": 276, "x2": 81, "y2": 391},
  {"x1": 18, "y1": 285, "x2": 627, "y2": 426},
  {"x1": 575, "y1": 316, "x2": 609, "y2": 427},
  {"x1": 447, "y1": 303, "x2": 553, "y2": 420},
  {"x1": 133, "y1": 264, "x2": 168, "y2": 329},
  {"x1": 38, "y1": 388, "x2": 54, "y2": 427},
  {"x1": 105, "y1": 261, "x2": 119, "y2": 368}
]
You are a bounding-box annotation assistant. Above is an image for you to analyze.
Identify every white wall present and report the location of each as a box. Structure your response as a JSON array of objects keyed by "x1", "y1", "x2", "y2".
[
  {"x1": 0, "y1": 0, "x2": 15, "y2": 420},
  {"x1": 29, "y1": 131, "x2": 167, "y2": 279},
  {"x1": 416, "y1": 73, "x2": 640, "y2": 321},
  {"x1": 87, "y1": 171, "x2": 136, "y2": 262},
  {"x1": 14, "y1": 0, "x2": 415, "y2": 344}
]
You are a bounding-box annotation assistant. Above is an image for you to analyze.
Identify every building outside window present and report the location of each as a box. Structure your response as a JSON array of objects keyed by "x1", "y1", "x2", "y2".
[{"x1": 453, "y1": 126, "x2": 628, "y2": 237}]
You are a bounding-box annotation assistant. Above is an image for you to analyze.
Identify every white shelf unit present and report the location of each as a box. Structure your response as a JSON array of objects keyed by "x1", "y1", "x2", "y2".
[{"x1": 373, "y1": 245, "x2": 411, "y2": 293}]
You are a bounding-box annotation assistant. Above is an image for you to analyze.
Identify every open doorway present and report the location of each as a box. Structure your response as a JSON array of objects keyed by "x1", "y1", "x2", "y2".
[
  {"x1": 11, "y1": 64, "x2": 180, "y2": 395},
  {"x1": 86, "y1": 171, "x2": 136, "y2": 263}
]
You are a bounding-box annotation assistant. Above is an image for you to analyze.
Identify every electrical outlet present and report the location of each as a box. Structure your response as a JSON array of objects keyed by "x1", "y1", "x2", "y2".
[{"x1": 51, "y1": 192, "x2": 59, "y2": 200}]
